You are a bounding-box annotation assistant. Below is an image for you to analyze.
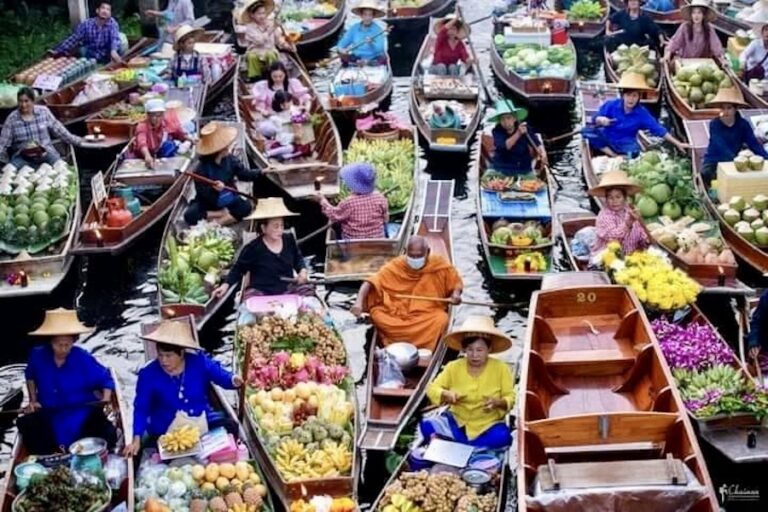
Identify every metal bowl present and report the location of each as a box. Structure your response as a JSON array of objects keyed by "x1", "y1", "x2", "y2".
[
  {"x1": 69, "y1": 437, "x2": 107, "y2": 457},
  {"x1": 385, "y1": 342, "x2": 419, "y2": 371}
]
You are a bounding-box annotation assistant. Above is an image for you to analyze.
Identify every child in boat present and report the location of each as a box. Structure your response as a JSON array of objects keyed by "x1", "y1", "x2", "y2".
[
  {"x1": 170, "y1": 25, "x2": 208, "y2": 85},
  {"x1": 251, "y1": 61, "x2": 311, "y2": 117},
  {"x1": 337, "y1": 1, "x2": 388, "y2": 67},
  {"x1": 589, "y1": 170, "x2": 649, "y2": 258},
  {"x1": 430, "y1": 12, "x2": 473, "y2": 76},
  {"x1": 238, "y1": 0, "x2": 294, "y2": 81},
  {"x1": 488, "y1": 98, "x2": 547, "y2": 176},
  {"x1": 257, "y1": 90, "x2": 309, "y2": 160}
]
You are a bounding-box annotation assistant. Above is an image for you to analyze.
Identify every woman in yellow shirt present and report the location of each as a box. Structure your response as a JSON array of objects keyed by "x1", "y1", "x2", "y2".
[{"x1": 421, "y1": 316, "x2": 515, "y2": 449}]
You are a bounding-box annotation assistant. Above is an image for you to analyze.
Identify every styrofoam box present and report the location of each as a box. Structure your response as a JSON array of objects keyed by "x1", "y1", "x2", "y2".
[
  {"x1": 504, "y1": 27, "x2": 551, "y2": 47},
  {"x1": 717, "y1": 161, "x2": 768, "y2": 202}
]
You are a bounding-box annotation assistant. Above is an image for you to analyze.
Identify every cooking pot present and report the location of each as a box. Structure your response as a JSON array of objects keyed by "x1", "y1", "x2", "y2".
[
  {"x1": 385, "y1": 342, "x2": 419, "y2": 371},
  {"x1": 69, "y1": 437, "x2": 108, "y2": 473},
  {"x1": 461, "y1": 468, "x2": 492, "y2": 494}
]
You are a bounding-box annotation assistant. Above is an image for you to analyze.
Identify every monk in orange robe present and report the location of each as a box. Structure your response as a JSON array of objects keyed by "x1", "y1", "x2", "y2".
[{"x1": 351, "y1": 236, "x2": 463, "y2": 349}]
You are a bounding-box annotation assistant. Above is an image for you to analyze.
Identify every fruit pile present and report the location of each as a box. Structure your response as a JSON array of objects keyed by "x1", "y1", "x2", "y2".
[
  {"x1": 15, "y1": 466, "x2": 109, "y2": 512},
  {"x1": 380, "y1": 471, "x2": 498, "y2": 512},
  {"x1": 0, "y1": 160, "x2": 76, "y2": 253},
  {"x1": 716, "y1": 194, "x2": 768, "y2": 246},
  {"x1": 291, "y1": 496, "x2": 357, "y2": 512},
  {"x1": 567, "y1": 0, "x2": 605, "y2": 21},
  {"x1": 99, "y1": 101, "x2": 145, "y2": 121},
  {"x1": 13, "y1": 56, "x2": 98, "y2": 86},
  {"x1": 159, "y1": 424, "x2": 201, "y2": 453},
  {"x1": 159, "y1": 222, "x2": 237, "y2": 305},
  {"x1": 499, "y1": 44, "x2": 575, "y2": 79},
  {"x1": 646, "y1": 216, "x2": 736, "y2": 265},
  {"x1": 273, "y1": 435, "x2": 353, "y2": 481},
  {"x1": 342, "y1": 137, "x2": 415, "y2": 212},
  {"x1": 481, "y1": 173, "x2": 515, "y2": 192},
  {"x1": 609, "y1": 44, "x2": 659, "y2": 88},
  {"x1": 672, "y1": 60, "x2": 731, "y2": 108},
  {"x1": 509, "y1": 252, "x2": 548, "y2": 273},
  {"x1": 489, "y1": 220, "x2": 550, "y2": 248}
]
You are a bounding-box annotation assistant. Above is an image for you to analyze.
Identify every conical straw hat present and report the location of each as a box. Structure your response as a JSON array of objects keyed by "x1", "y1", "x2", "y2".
[
  {"x1": 351, "y1": 0, "x2": 386, "y2": 18},
  {"x1": 435, "y1": 14, "x2": 470, "y2": 39},
  {"x1": 240, "y1": 0, "x2": 275, "y2": 24},
  {"x1": 29, "y1": 308, "x2": 94, "y2": 336},
  {"x1": 141, "y1": 316, "x2": 200, "y2": 351},
  {"x1": 197, "y1": 122, "x2": 239, "y2": 156},
  {"x1": 244, "y1": 197, "x2": 298, "y2": 221},
  {"x1": 173, "y1": 25, "x2": 203, "y2": 50},
  {"x1": 611, "y1": 71, "x2": 653, "y2": 91},
  {"x1": 443, "y1": 316, "x2": 512, "y2": 353},
  {"x1": 588, "y1": 170, "x2": 641, "y2": 197},
  {"x1": 681, "y1": 0, "x2": 717, "y2": 23},
  {"x1": 706, "y1": 86, "x2": 749, "y2": 108}
]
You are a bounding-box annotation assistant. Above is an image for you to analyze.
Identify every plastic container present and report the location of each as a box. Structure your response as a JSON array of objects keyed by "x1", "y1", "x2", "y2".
[
  {"x1": 407, "y1": 447, "x2": 432, "y2": 471},
  {"x1": 13, "y1": 462, "x2": 47, "y2": 491},
  {"x1": 551, "y1": 28, "x2": 568, "y2": 45}
]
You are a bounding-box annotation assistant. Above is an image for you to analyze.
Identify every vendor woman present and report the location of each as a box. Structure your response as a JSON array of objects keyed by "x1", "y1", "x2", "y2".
[
  {"x1": 212, "y1": 197, "x2": 309, "y2": 299},
  {"x1": 589, "y1": 170, "x2": 649, "y2": 256},
  {"x1": 18, "y1": 308, "x2": 116, "y2": 454},
  {"x1": 421, "y1": 316, "x2": 514, "y2": 450},
  {"x1": 184, "y1": 122, "x2": 260, "y2": 226},
  {"x1": 489, "y1": 98, "x2": 547, "y2": 176},
  {"x1": 664, "y1": 0, "x2": 723, "y2": 61},
  {"x1": 124, "y1": 318, "x2": 243, "y2": 457},
  {"x1": 585, "y1": 72, "x2": 689, "y2": 157},
  {"x1": 170, "y1": 25, "x2": 208, "y2": 84},
  {"x1": 337, "y1": 0, "x2": 388, "y2": 66},
  {"x1": 239, "y1": 0, "x2": 294, "y2": 81},
  {"x1": 132, "y1": 98, "x2": 192, "y2": 169},
  {"x1": 606, "y1": 0, "x2": 663, "y2": 51},
  {"x1": 702, "y1": 87, "x2": 768, "y2": 187}
]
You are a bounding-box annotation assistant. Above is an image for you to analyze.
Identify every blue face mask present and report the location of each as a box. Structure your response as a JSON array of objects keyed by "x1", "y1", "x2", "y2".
[{"x1": 406, "y1": 255, "x2": 426, "y2": 270}]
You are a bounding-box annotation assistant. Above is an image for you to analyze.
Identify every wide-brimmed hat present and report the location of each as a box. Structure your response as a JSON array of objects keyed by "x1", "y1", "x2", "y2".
[
  {"x1": 165, "y1": 99, "x2": 197, "y2": 126},
  {"x1": 435, "y1": 14, "x2": 470, "y2": 39},
  {"x1": 29, "y1": 308, "x2": 94, "y2": 337},
  {"x1": 588, "y1": 170, "x2": 641, "y2": 197},
  {"x1": 486, "y1": 98, "x2": 528, "y2": 124},
  {"x1": 706, "y1": 86, "x2": 749, "y2": 108},
  {"x1": 145, "y1": 98, "x2": 166, "y2": 114},
  {"x1": 244, "y1": 197, "x2": 298, "y2": 221},
  {"x1": 173, "y1": 25, "x2": 203, "y2": 51},
  {"x1": 443, "y1": 316, "x2": 512, "y2": 353},
  {"x1": 240, "y1": 0, "x2": 275, "y2": 24},
  {"x1": 340, "y1": 162, "x2": 376, "y2": 195},
  {"x1": 612, "y1": 72, "x2": 653, "y2": 91},
  {"x1": 351, "y1": 0, "x2": 386, "y2": 18},
  {"x1": 141, "y1": 316, "x2": 201, "y2": 351},
  {"x1": 682, "y1": 0, "x2": 717, "y2": 22},
  {"x1": 197, "y1": 122, "x2": 238, "y2": 155}
]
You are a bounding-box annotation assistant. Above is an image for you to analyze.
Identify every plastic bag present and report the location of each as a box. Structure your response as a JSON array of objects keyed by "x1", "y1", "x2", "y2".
[
  {"x1": 375, "y1": 349, "x2": 405, "y2": 389},
  {"x1": 571, "y1": 226, "x2": 598, "y2": 262},
  {"x1": 103, "y1": 454, "x2": 128, "y2": 490}
]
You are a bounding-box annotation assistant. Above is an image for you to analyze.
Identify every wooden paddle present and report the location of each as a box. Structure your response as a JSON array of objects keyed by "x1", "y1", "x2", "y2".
[
  {"x1": 0, "y1": 399, "x2": 109, "y2": 416},
  {"x1": 313, "y1": 26, "x2": 393, "y2": 69},
  {"x1": 181, "y1": 170, "x2": 259, "y2": 202},
  {"x1": 457, "y1": 5, "x2": 492, "y2": 105},
  {"x1": 393, "y1": 294, "x2": 516, "y2": 309}
]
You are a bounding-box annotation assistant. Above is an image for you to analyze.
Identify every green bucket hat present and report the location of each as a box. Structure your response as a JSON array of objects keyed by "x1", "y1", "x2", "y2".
[{"x1": 487, "y1": 99, "x2": 528, "y2": 124}]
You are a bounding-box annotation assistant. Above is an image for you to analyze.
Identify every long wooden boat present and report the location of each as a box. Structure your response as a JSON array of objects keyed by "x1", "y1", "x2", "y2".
[
  {"x1": 0, "y1": 367, "x2": 132, "y2": 512},
  {"x1": 156, "y1": 122, "x2": 248, "y2": 330},
  {"x1": 608, "y1": 0, "x2": 684, "y2": 26},
  {"x1": 561, "y1": 0, "x2": 608, "y2": 40},
  {"x1": 0, "y1": 144, "x2": 81, "y2": 298},
  {"x1": 683, "y1": 111, "x2": 768, "y2": 274},
  {"x1": 518, "y1": 282, "x2": 719, "y2": 511},
  {"x1": 324, "y1": 127, "x2": 419, "y2": 284},
  {"x1": 358, "y1": 179, "x2": 456, "y2": 451},
  {"x1": 234, "y1": 53, "x2": 342, "y2": 198},
  {"x1": 326, "y1": 60, "x2": 394, "y2": 113},
  {"x1": 475, "y1": 132, "x2": 555, "y2": 281},
  {"x1": 713, "y1": 8, "x2": 753, "y2": 38},
  {"x1": 409, "y1": 18, "x2": 481, "y2": 152},
  {"x1": 383, "y1": 0, "x2": 456, "y2": 24},
  {"x1": 603, "y1": 45, "x2": 661, "y2": 104}
]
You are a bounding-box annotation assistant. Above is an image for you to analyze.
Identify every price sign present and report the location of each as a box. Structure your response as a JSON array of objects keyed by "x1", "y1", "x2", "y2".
[
  {"x1": 91, "y1": 171, "x2": 107, "y2": 207},
  {"x1": 32, "y1": 74, "x2": 63, "y2": 91}
]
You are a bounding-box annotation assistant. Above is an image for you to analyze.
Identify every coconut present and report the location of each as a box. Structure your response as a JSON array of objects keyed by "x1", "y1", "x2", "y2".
[
  {"x1": 744, "y1": 208, "x2": 761, "y2": 223},
  {"x1": 723, "y1": 208, "x2": 742, "y2": 225},
  {"x1": 737, "y1": 223, "x2": 756, "y2": 242},
  {"x1": 717, "y1": 203, "x2": 731, "y2": 215},
  {"x1": 752, "y1": 219, "x2": 765, "y2": 230},
  {"x1": 763, "y1": 209, "x2": 768, "y2": 223},
  {"x1": 750, "y1": 156, "x2": 765, "y2": 171},
  {"x1": 734, "y1": 156, "x2": 750, "y2": 172},
  {"x1": 688, "y1": 73, "x2": 703, "y2": 87},
  {"x1": 729, "y1": 196, "x2": 747, "y2": 212},
  {"x1": 753, "y1": 194, "x2": 768, "y2": 211},
  {"x1": 688, "y1": 87, "x2": 704, "y2": 104},
  {"x1": 757, "y1": 227, "x2": 768, "y2": 246}
]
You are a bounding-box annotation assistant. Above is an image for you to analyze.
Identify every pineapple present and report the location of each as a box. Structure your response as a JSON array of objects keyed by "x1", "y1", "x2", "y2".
[
  {"x1": 189, "y1": 489, "x2": 208, "y2": 512},
  {"x1": 243, "y1": 483, "x2": 264, "y2": 508},
  {"x1": 224, "y1": 485, "x2": 245, "y2": 508},
  {"x1": 208, "y1": 494, "x2": 228, "y2": 512}
]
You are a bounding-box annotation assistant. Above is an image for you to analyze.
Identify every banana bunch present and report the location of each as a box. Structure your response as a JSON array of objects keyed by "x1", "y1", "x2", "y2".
[
  {"x1": 274, "y1": 438, "x2": 352, "y2": 481},
  {"x1": 159, "y1": 425, "x2": 201, "y2": 453},
  {"x1": 228, "y1": 504, "x2": 260, "y2": 512},
  {"x1": 679, "y1": 364, "x2": 746, "y2": 398},
  {"x1": 344, "y1": 138, "x2": 415, "y2": 212},
  {"x1": 113, "y1": 68, "x2": 136, "y2": 82}
]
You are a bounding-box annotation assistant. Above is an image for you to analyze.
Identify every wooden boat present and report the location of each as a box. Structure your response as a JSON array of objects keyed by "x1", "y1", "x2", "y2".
[
  {"x1": 383, "y1": 0, "x2": 455, "y2": 23},
  {"x1": 491, "y1": 19, "x2": 577, "y2": 105},
  {"x1": 518, "y1": 282, "x2": 719, "y2": 511},
  {"x1": 326, "y1": 60, "x2": 394, "y2": 113},
  {"x1": 409, "y1": 18, "x2": 481, "y2": 152},
  {"x1": 358, "y1": 179, "x2": 456, "y2": 451},
  {"x1": 577, "y1": 82, "x2": 617, "y2": 192},
  {"x1": 560, "y1": 0, "x2": 608, "y2": 40},
  {"x1": 475, "y1": 133, "x2": 555, "y2": 281},
  {"x1": 607, "y1": 0, "x2": 684, "y2": 27},
  {"x1": 0, "y1": 367, "x2": 133, "y2": 512},
  {"x1": 156, "y1": 122, "x2": 248, "y2": 330},
  {"x1": 71, "y1": 144, "x2": 194, "y2": 256},
  {"x1": 324, "y1": 127, "x2": 419, "y2": 284},
  {"x1": 41, "y1": 76, "x2": 140, "y2": 127},
  {"x1": 603, "y1": 46, "x2": 661, "y2": 104},
  {"x1": 234, "y1": 53, "x2": 343, "y2": 198},
  {"x1": 711, "y1": 9, "x2": 752, "y2": 38},
  {"x1": 0, "y1": 386, "x2": 23, "y2": 432},
  {"x1": 0, "y1": 144, "x2": 81, "y2": 298},
  {"x1": 683, "y1": 111, "x2": 768, "y2": 274}
]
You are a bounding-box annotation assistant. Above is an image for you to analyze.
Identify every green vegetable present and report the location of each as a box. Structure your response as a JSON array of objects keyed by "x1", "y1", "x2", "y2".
[{"x1": 567, "y1": 0, "x2": 604, "y2": 21}]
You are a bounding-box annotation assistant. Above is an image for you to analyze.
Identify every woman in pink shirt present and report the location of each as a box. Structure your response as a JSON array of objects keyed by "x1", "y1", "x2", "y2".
[
  {"x1": 251, "y1": 61, "x2": 311, "y2": 116},
  {"x1": 664, "y1": 0, "x2": 723, "y2": 61},
  {"x1": 589, "y1": 170, "x2": 649, "y2": 257},
  {"x1": 430, "y1": 12, "x2": 473, "y2": 76}
]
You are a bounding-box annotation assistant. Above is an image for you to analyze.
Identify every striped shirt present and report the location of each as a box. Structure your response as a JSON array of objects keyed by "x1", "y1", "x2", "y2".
[
  {"x1": 594, "y1": 206, "x2": 649, "y2": 256},
  {"x1": 0, "y1": 106, "x2": 82, "y2": 162},
  {"x1": 54, "y1": 17, "x2": 122, "y2": 64},
  {"x1": 320, "y1": 192, "x2": 389, "y2": 239}
]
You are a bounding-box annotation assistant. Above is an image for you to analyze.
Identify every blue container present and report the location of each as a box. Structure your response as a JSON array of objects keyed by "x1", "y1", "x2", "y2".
[
  {"x1": 113, "y1": 188, "x2": 141, "y2": 217},
  {"x1": 407, "y1": 447, "x2": 432, "y2": 471},
  {"x1": 334, "y1": 83, "x2": 366, "y2": 97}
]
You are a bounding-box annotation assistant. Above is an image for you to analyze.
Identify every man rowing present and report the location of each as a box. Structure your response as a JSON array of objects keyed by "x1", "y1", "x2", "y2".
[{"x1": 351, "y1": 236, "x2": 463, "y2": 350}]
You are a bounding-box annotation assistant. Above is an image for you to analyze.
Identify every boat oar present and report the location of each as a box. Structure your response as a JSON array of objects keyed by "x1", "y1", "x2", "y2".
[
  {"x1": 544, "y1": 128, "x2": 582, "y2": 144},
  {"x1": 181, "y1": 170, "x2": 259, "y2": 203},
  {"x1": 754, "y1": 354, "x2": 764, "y2": 385},
  {"x1": 393, "y1": 294, "x2": 516, "y2": 309},
  {"x1": 297, "y1": 222, "x2": 333, "y2": 245},
  {"x1": 0, "y1": 399, "x2": 109, "y2": 416},
  {"x1": 522, "y1": 130, "x2": 563, "y2": 190},
  {"x1": 457, "y1": 5, "x2": 492, "y2": 104},
  {"x1": 313, "y1": 26, "x2": 393, "y2": 69}
]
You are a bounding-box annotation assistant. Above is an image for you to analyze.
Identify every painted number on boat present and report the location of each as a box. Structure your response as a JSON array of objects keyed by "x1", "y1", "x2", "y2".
[{"x1": 576, "y1": 292, "x2": 597, "y2": 303}]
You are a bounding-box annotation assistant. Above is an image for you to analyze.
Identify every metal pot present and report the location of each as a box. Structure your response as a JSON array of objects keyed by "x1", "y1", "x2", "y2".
[
  {"x1": 69, "y1": 437, "x2": 108, "y2": 472},
  {"x1": 461, "y1": 468, "x2": 492, "y2": 494},
  {"x1": 385, "y1": 342, "x2": 419, "y2": 372}
]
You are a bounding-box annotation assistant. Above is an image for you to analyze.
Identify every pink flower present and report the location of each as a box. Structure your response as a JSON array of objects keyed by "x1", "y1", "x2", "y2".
[{"x1": 272, "y1": 351, "x2": 290, "y2": 366}]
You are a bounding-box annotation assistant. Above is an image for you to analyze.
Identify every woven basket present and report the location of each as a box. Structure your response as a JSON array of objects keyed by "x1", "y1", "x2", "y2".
[{"x1": 360, "y1": 128, "x2": 400, "y2": 141}]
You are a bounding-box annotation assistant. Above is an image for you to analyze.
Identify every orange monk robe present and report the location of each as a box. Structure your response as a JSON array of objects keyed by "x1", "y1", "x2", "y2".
[{"x1": 364, "y1": 254, "x2": 462, "y2": 350}]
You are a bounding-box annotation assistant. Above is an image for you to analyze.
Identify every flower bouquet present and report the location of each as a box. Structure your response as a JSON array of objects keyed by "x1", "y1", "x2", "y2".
[{"x1": 290, "y1": 110, "x2": 315, "y2": 145}]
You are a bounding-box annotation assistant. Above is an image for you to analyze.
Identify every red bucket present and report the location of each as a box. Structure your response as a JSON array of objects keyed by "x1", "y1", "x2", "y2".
[{"x1": 551, "y1": 28, "x2": 567, "y2": 45}]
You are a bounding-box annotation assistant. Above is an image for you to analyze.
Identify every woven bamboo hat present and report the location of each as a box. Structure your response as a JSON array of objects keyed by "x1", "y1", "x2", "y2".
[
  {"x1": 29, "y1": 308, "x2": 94, "y2": 336},
  {"x1": 588, "y1": 170, "x2": 642, "y2": 197},
  {"x1": 241, "y1": 0, "x2": 275, "y2": 24},
  {"x1": 706, "y1": 86, "x2": 749, "y2": 108},
  {"x1": 244, "y1": 197, "x2": 299, "y2": 221},
  {"x1": 173, "y1": 25, "x2": 203, "y2": 51},
  {"x1": 141, "y1": 316, "x2": 200, "y2": 351},
  {"x1": 435, "y1": 14, "x2": 470, "y2": 39},
  {"x1": 443, "y1": 316, "x2": 512, "y2": 353},
  {"x1": 612, "y1": 72, "x2": 653, "y2": 91},
  {"x1": 352, "y1": 0, "x2": 386, "y2": 18},
  {"x1": 197, "y1": 122, "x2": 239, "y2": 156},
  {"x1": 682, "y1": 0, "x2": 717, "y2": 22}
]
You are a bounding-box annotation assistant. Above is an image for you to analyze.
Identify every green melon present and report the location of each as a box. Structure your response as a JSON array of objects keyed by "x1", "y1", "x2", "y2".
[
  {"x1": 29, "y1": 201, "x2": 48, "y2": 212},
  {"x1": 47, "y1": 204, "x2": 67, "y2": 218},
  {"x1": 14, "y1": 213, "x2": 30, "y2": 227},
  {"x1": 14, "y1": 196, "x2": 30, "y2": 206},
  {"x1": 32, "y1": 210, "x2": 49, "y2": 228},
  {"x1": 14, "y1": 204, "x2": 29, "y2": 216}
]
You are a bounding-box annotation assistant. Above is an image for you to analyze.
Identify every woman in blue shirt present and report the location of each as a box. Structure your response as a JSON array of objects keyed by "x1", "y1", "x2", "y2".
[
  {"x1": 338, "y1": 1, "x2": 388, "y2": 66},
  {"x1": 702, "y1": 87, "x2": 768, "y2": 187},
  {"x1": 488, "y1": 98, "x2": 547, "y2": 176},
  {"x1": 584, "y1": 72, "x2": 689, "y2": 157},
  {"x1": 124, "y1": 318, "x2": 243, "y2": 457},
  {"x1": 18, "y1": 308, "x2": 115, "y2": 454}
]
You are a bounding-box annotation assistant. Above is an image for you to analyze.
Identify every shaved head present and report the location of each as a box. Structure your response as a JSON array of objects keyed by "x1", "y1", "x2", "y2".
[{"x1": 406, "y1": 236, "x2": 429, "y2": 258}]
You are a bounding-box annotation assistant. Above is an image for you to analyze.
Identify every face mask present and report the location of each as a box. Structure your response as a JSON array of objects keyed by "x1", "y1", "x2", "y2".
[{"x1": 406, "y1": 256, "x2": 426, "y2": 270}]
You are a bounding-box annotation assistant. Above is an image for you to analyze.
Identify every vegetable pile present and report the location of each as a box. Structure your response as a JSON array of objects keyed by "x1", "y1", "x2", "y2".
[
  {"x1": 15, "y1": 466, "x2": 109, "y2": 512},
  {"x1": 159, "y1": 222, "x2": 238, "y2": 306},
  {"x1": 99, "y1": 101, "x2": 145, "y2": 122},
  {"x1": 716, "y1": 192, "x2": 768, "y2": 246},
  {"x1": 135, "y1": 461, "x2": 268, "y2": 512},
  {"x1": 499, "y1": 44, "x2": 575, "y2": 79},
  {"x1": 0, "y1": 160, "x2": 76, "y2": 254},
  {"x1": 610, "y1": 44, "x2": 659, "y2": 88},
  {"x1": 489, "y1": 220, "x2": 551, "y2": 248},
  {"x1": 672, "y1": 60, "x2": 731, "y2": 109},
  {"x1": 0, "y1": 83, "x2": 20, "y2": 108},
  {"x1": 380, "y1": 471, "x2": 498, "y2": 512},
  {"x1": 567, "y1": 0, "x2": 605, "y2": 21},
  {"x1": 342, "y1": 137, "x2": 415, "y2": 212}
]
